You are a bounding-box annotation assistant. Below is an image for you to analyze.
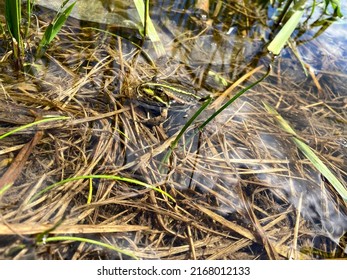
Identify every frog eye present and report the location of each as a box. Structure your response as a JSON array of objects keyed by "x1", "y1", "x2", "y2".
[
  {"x1": 155, "y1": 87, "x2": 165, "y2": 94},
  {"x1": 151, "y1": 76, "x2": 160, "y2": 83}
]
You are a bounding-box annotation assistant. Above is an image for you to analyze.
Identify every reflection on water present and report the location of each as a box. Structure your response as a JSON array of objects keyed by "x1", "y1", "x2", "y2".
[
  {"x1": 0, "y1": 0, "x2": 346, "y2": 259},
  {"x1": 34, "y1": 0, "x2": 139, "y2": 26}
]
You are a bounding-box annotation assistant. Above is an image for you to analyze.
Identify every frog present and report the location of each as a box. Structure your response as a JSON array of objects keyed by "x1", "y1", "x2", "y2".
[
  {"x1": 136, "y1": 80, "x2": 206, "y2": 107},
  {"x1": 135, "y1": 79, "x2": 210, "y2": 126}
]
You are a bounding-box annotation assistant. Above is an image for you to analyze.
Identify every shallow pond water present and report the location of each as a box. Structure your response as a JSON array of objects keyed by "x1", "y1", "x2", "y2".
[{"x1": 0, "y1": 0, "x2": 346, "y2": 259}]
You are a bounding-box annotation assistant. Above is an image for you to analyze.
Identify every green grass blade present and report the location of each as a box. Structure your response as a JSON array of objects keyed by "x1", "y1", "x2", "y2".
[
  {"x1": 267, "y1": 8, "x2": 304, "y2": 55},
  {"x1": 87, "y1": 178, "x2": 93, "y2": 204},
  {"x1": 160, "y1": 66, "x2": 270, "y2": 173},
  {"x1": 144, "y1": 0, "x2": 149, "y2": 37},
  {"x1": 48, "y1": 1, "x2": 76, "y2": 43},
  {"x1": 172, "y1": 97, "x2": 212, "y2": 150},
  {"x1": 5, "y1": 0, "x2": 21, "y2": 43},
  {"x1": 199, "y1": 65, "x2": 271, "y2": 131},
  {"x1": 25, "y1": 0, "x2": 34, "y2": 38},
  {"x1": 5, "y1": 0, "x2": 23, "y2": 60},
  {"x1": 325, "y1": 0, "x2": 343, "y2": 17},
  {"x1": 0, "y1": 116, "x2": 70, "y2": 140},
  {"x1": 133, "y1": 0, "x2": 166, "y2": 57},
  {"x1": 0, "y1": 183, "x2": 13, "y2": 197},
  {"x1": 38, "y1": 236, "x2": 139, "y2": 259},
  {"x1": 31, "y1": 174, "x2": 175, "y2": 202},
  {"x1": 36, "y1": 1, "x2": 76, "y2": 57},
  {"x1": 264, "y1": 102, "x2": 347, "y2": 202},
  {"x1": 160, "y1": 97, "x2": 212, "y2": 171}
]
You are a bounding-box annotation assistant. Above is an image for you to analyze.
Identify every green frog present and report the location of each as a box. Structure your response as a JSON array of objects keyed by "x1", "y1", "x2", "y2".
[{"x1": 136, "y1": 80, "x2": 206, "y2": 107}]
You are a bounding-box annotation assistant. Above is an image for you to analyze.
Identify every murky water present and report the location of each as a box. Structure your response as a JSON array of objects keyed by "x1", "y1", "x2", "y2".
[{"x1": 0, "y1": 0, "x2": 346, "y2": 259}]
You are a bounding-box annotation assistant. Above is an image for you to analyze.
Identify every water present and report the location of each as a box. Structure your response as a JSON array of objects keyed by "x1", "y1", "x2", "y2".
[{"x1": 0, "y1": 0, "x2": 346, "y2": 259}]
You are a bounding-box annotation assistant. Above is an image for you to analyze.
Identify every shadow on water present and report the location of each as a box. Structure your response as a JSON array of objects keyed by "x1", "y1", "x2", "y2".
[{"x1": 0, "y1": 0, "x2": 346, "y2": 259}]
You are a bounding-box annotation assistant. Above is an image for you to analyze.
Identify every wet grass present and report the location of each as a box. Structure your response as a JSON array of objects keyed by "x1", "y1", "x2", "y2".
[
  {"x1": 264, "y1": 102, "x2": 347, "y2": 202},
  {"x1": 0, "y1": 0, "x2": 346, "y2": 259}
]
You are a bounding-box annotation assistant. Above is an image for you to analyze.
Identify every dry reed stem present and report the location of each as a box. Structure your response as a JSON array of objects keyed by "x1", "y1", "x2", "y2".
[{"x1": 0, "y1": 224, "x2": 150, "y2": 235}]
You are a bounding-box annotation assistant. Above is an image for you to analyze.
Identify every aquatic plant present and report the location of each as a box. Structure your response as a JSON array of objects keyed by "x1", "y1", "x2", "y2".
[
  {"x1": 30, "y1": 174, "x2": 175, "y2": 203},
  {"x1": 133, "y1": 0, "x2": 165, "y2": 56},
  {"x1": 268, "y1": 1, "x2": 305, "y2": 55},
  {"x1": 267, "y1": 0, "x2": 343, "y2": 55},
  {"x1": 264, "y1": 103, "x2": 347, "y2": 202},
  {"x1": 37, "y1": 236, "x2": 139, "y2": 260},
  {"x1": 36, "y1": 0, "x2": 76, "y2": 58},
  {"x1": 4, "y1": 0, "x2": 23, "y2": 67},
  {"x1": 3, "y1": 0, "x2": 76, "y2": 67},
  {"x1": 1, "y1": 0, "x2": 346, "y2": 261}
]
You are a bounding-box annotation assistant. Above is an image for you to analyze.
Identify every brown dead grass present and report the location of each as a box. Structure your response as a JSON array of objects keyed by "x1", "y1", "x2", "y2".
[{"x1": 0, "y1": 8, "x2": 346, "y2": 260}]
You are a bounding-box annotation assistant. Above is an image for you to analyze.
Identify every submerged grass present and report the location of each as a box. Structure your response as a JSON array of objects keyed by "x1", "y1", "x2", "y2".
[
  {"x1": 264, "y1": 102, "x2": 347, "y2": 202},
  {"x1": 161, "y1": 65, "x2": 271, "y2": 170},
  {"x1": 31, "y1": 174, "x2": 176, "y2": 203},
  {"x1": 0, "y1": 116, "x2": 70, "y2": 140},
  {"x1": 0, "y1": 0, "x2": 346, "y2": 260},
  {"x1": 37, "y1": 236, "x2": 139, "y2": 260}
]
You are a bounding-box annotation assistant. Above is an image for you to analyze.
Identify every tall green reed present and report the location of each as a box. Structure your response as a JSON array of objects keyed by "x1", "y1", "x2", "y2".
[
  {"x1": 5, "y1": 0, "x2": 23, "y2": 67},
  {"x1": 3, "y1": 0, "x2": 76, "y2": 68}
]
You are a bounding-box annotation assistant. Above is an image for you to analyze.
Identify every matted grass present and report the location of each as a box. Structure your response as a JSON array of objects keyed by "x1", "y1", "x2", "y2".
[{"x1": 0, "y1": 1, "x2": 346, "y2": 260}]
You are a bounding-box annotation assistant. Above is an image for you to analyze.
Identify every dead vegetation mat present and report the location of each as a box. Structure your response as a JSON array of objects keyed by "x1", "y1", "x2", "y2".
[{"x1": 0, "y1": 22, "x2": 347, "y2": 260}]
